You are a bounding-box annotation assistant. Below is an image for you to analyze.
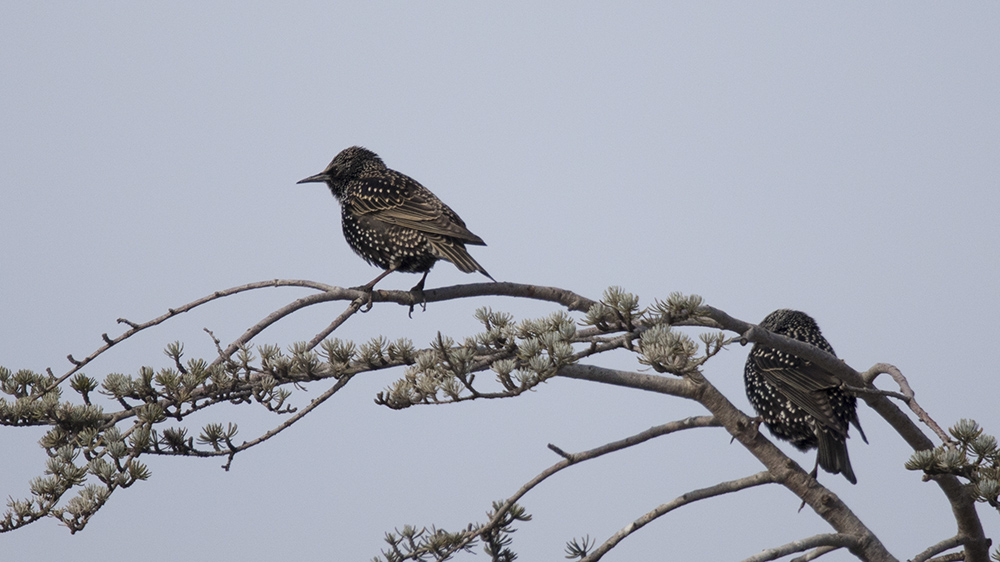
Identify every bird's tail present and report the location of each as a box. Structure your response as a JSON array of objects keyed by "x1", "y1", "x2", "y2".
[
  {"x1": 431, "y1": 238, "x2": 495, "y2": 281},
  {"x1": 816, "y1": 430, "x2": 857, "y2": 484}
]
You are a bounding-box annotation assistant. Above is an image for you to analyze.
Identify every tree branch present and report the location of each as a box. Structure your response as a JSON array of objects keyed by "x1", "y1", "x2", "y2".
[
  {"x1": 790, "y1": 546, "x2": 839, "y2": 561},
  {"x1": 556, "y1": 363, "x2": 697, "y2": 399},
  {"x1": 560, "y1": 361, "x2": 896, "y2": 561},
  {"x1": 860, "y1": 363, "x2": 951, "y2": 444},
  {"x1": 4, "y1": 283, "x2": 993, "y2": 562},
  {"x1": 418, "y1": 416, "x2": 720, "y2": 560},
  {"x1": 739, "y1": 534, "x2": 861, "y2": 562},
  {"x1": 581, "y1": 471, "x2": 777, "y2": 562},
  {"x1": 38, "y1": 279, "x2": 340, "y2": 396},
  {"x1": 910, "y1": 535, "x2": 964, "y2": 562},
  {"x1": 924, "y1": 553, "x2": 966, "y2": 562}
]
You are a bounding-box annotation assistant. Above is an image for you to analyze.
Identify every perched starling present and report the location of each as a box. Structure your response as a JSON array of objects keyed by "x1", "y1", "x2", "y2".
[
  {"x1": 743, "y1": 309, "x2": 867, "y2": 484},
  {"x1": 297, "y1": 146, "x2": 494, "y2": 292}
]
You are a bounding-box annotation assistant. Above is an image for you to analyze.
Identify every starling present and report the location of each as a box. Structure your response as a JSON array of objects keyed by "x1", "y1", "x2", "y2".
[
  {"x1": 297, "y1": 146, "x2": 494, "y2": 292},
  {"x1": 743, "y1": 309, "x2": 867, "y2": 484}
]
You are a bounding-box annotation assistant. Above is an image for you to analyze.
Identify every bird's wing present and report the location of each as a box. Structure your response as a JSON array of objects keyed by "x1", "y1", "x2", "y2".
[
  {"x1": 752, "y1": 352, "x2": 847, "y2": 434},
  {"x1": 345, "y1": 176, "x2": 486, "y2": 245}
]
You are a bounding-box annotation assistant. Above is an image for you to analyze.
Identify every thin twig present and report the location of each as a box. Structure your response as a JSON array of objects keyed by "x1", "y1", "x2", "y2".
[
  {"x1": 431, "y1": 416, "x2": 719, "y2": 559},
  {"x1": 861, "y1": 363, "x2": 951, "y2": 445},
  {"x1": 211, "y1": 291, "x2": 352, "y2": 369},
  {"x1": 306, "y1": 298, "x2": 366, "y2": 350},
  {"x1": 37, "y1": 279, "x2": 339, "y2": 397},
  {"x1": 581, "y1": 472, "x2": 777, "y2": 562}
]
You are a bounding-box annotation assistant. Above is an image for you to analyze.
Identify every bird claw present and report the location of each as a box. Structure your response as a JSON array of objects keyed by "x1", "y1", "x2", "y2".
[
  {"x1": 407, "y1": 285, "x2": 427, "y2": 319},
  {"x1": 732, "y1": 416, "x2": 763, "y2": 443},
  {"x1": 349, "y1": 286, "x2": 375, "y2": 313}
]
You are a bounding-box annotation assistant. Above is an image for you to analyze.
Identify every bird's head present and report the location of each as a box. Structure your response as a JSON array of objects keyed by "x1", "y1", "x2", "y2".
[
  {"x1": 297, "y1": 146, "x2": 382, "y2": 188},
  {"x1": 758, "y1": 309, "x2": 820, "y2": 335}
]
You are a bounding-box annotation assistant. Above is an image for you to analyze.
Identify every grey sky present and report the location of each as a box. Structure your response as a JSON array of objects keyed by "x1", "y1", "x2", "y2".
[{"x1": 2, "y1": 3, "x2": 998, "y2": 560}]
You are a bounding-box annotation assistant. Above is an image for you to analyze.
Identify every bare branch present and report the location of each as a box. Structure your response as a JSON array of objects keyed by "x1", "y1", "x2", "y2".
[
  {"x1": 739, "y1": 534, "x2": 861, "y2": 562},
  {"x1": 38, "y1": 279, "x2": 339, "y2": 396},
  {"x1": 422, "y1": 416, "x2": 720, "y2": 559},
  {"x1": 556, "y1": 363, "x2": 697, "y2": 399},
  {"x1": 861, "y1": 363, "x2": 951, "y2": 444},
  {"x1": 910, "y1": 535, "x2": 964, "y2": 562},
  {"x1": 790, "y1": 546, "x2": 839, "y2": 562},
  {"x1": 306, "y1": 298, "x2": 366, "y2": 350},
  {"x1": 924, "y1": 553, "x2": 966, "y2": 562},
  {"x1": 495, "y1": 415, "x2": 719, "y2": 513},
  {"x1": 582, "y1": 472, "x2": 777, "y2": 562},
  {"x1": 554, "y1": 361, "x2": 884, "y2": 558}
]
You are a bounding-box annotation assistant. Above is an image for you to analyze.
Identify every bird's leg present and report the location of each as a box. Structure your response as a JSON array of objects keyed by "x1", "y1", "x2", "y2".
[
  {"x1": 798, "y1": 460, "x2": 822, "y2": 512},
  {"x1": 362, "y1": 267, "x2": 396, "y2": 291},
  {"x1": 408, "y1": 271, "x2": 430, "y2": 318},
  {"x1": 356, "y1": 267, "x2": 397, "y2": 312},
  {"x1": 410, "y1": 270, "x2": 428, "y2": 293}
]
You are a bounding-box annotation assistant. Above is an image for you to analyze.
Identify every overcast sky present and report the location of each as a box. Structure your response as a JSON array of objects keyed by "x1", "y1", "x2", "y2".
[{"x1": 2, "y1": 3, "x2": 998, "y2": 561}]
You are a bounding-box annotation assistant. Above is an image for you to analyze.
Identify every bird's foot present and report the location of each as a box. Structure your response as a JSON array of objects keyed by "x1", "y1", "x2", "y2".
[
  {"x1": 349, "y1": 285, "x2": 376, "y2": 313},
  {"x1": 732, "y1": 415, "x2": 764, "y2": 443},
  {"x1": 408, "y1": 282, "x2": 427, "y2": 319},
  {"x1": 407, "y1": 272, "x2": 429, "y2": 318}
]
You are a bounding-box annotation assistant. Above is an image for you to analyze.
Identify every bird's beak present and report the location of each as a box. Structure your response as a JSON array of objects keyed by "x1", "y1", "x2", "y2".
[{"x1": 296, "y1": 173, "x2": 330, "y2": 184}]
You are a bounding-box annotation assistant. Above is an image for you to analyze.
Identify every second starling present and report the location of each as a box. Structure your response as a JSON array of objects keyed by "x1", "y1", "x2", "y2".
[
  {"x1": 743, "y1": 309, "x2": 867, "y2": 484},
  {"x1": 297, "y1": 146, "x2": 494, "y2": 292}
]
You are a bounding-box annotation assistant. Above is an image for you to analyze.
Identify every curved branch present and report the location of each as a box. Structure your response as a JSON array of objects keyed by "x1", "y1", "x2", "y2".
[
  {"x1": 420, "y1": 416, "x2": 720, "y2": 560},
  {"x1": 211, "y1": 290, "x2": 355, "y2": 368},
  {"x1": 582, "y1": 471, "x2": 777, "y2": 562},
  {"x1": 790, "y1": 546, "x2": 840, "y2": 562},
  {"x1": 860, "y1": 363, "x2": 951, "y2": 444},
  {"x1": 40, "y1": 279, "x2": 339, "y2": 395},
  {"x1": 494, "y1": 415, "x2": 719, "y2": 519},
  {"x1": 739, "y1": 534, "x2": 861, "y2": 562},
  {"x1": 44, "y1": 280, "x2": 596, "y2": 398},
  {"x1": 306, "y1": 298, "x2": 366, "y2": 350},
  {"x1": 924, "y1": 553, "x2": 966, "y2": 562},
  {"x1": 911, "y1": 535, "x2": 964, "y2": 562}
]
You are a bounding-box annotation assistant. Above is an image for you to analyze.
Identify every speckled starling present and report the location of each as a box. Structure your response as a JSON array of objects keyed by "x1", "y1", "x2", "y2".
[
  {"x1": 744, "y1": 309, "x2": 867, "y2": 484},
  {"x1": 297, "y1": 146, "x2": 494, "y2": 291}
]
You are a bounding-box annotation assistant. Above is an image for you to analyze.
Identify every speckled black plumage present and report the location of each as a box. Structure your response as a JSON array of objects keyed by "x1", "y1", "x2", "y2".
[
  {"x1": 744, "y1": 309, "x2": 867, "y2": 484},
  {"x1": 298, "y1": 146, "x2": 494, "y2": 290}
]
